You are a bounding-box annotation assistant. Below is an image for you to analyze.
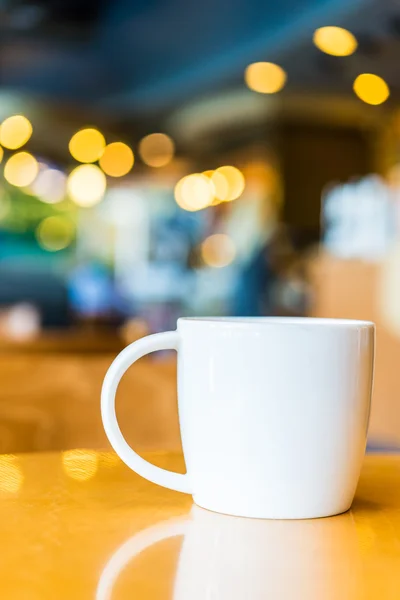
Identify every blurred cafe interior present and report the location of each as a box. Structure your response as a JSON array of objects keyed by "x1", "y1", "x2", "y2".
[{"x1": 0, "y1": 0, "x2": 400, "y2": 461}]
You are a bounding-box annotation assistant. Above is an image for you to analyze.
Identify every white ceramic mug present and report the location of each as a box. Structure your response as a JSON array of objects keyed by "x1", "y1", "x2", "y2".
[{"x1": 101, "y1": 317, "x2": 375, "y2": 519}]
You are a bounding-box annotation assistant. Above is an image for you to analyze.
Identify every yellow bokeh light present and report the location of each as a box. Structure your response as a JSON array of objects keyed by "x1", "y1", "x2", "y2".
[
  {"x1": 99, "y1": 142, "x2": 134, "y2": 177},
  {"x1": 211, "y1": 170, "x2": 230, "y2": 201},
  {"x1": 175, "y1": 173, "x2": 214, "y2": 211},
  {"x1": 62, "y1": 449, "x2": 99, "y2": 481},
  {"x1": 139, "y1": 133, "x2": 175, "y2": 167},
  {"x1": 245, "y1": 62, "x2": 287, "y2": 94},
  {"x1": 0, "y1": 146, "x2": 3, "y2": 164},
  {"x1": 202, "y1": 170, "x2": 227, "y2": 205},
  {"x1": 201, "y1": 233, "x2": 236, "y2": 268},
  {"x1": 0, "y1": 115, "x2": 32, "y2": 150},
  {"x1": 0, "y1": 455, "x2": 23, "y2": 493},
  {"x1": 353, "y1": 74, "x2": 390, "y2": 105},
  {"x1": 67, "y1": 164, "x2": 106, "y2": 207},
  {"x1": 4, "y1": 152, "x2": 39, "y2": 187},
  {"x1": 313, "y1": 26, "x2": 357, "y2": 56},
  {"x1": 36, "y1": 216, "x2": 74, "y2": 252},
  {"x1": 69, "y1": 128, "x2": 105, "y2": 163},
  {"x1": 215, "y1": 166, "x2": 245, "y2": 201}
]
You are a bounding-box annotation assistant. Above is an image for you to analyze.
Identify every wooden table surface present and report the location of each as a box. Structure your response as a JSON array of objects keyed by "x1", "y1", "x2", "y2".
[{"x1": 0, "y1": 451, "x2": 399, "y2": 599}]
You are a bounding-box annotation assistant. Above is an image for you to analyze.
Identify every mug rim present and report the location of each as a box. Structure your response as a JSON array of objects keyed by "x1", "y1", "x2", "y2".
[{"x1": 178, "y1": 317, "x2": 374, "y2": 328}]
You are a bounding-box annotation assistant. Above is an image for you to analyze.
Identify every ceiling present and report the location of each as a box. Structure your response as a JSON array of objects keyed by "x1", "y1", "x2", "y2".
[{"x1": 0, "y1": 0, "x2": 399, "y2": 161}]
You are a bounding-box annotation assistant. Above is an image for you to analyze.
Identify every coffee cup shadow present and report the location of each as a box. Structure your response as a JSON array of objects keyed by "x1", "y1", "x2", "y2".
[{"x1": 97, "y1": 506, "x2": 364, "y2": 600}]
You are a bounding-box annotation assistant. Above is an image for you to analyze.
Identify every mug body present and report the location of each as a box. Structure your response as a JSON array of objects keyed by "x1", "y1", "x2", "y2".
[{"x1": 177, "y1": 317, "x2": 374, "y2": 519}]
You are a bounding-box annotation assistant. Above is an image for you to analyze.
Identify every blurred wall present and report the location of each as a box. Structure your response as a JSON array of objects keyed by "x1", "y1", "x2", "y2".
[{"x1": 280, "y1": 123, "x2": 373, "y2": 235}]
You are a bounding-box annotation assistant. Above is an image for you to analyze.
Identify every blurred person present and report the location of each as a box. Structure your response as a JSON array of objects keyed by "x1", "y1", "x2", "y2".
[{"x1": 232, "y1": 224, "x2": 310, "y2": 316}]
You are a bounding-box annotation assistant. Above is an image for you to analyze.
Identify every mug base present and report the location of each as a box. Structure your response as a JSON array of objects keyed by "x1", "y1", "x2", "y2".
[{"x1": 192, "y1": 496, "x2": 353, "y2": 520}]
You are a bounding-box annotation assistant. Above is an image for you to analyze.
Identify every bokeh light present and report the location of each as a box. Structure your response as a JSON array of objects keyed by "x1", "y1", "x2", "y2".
[
  {"x1": 313, "y1": 26, "x2": 357, "y2": 56},
  {"x1": 4, "y1": 152, "x2": 39, "y2": 187},
  {"x1": 62, "y1": 449, "x2": 99, "y2": 481},
  {"x1": 201, "y1": 233, "x2": 236, "y2": 268},
  {"x1": 0, "y1": 146, "x2": 3, "y2": 164},
  {"x1": 210, "y1": 171, "x2": 229, "y2": 202},
  {"x1": 0, "y1": 455, "x2": 23, "y2": 493},
  {"x1": 99, "y1": 142, "x2": 134, "y2": 177},
  {"x1": 174, "y1": 173, "x2": 214, "y2": 211},
  {"x1": 138, "y1": 133, "x2": 175, "y2": 167},
  {"x1": 67, "y1": 164, "x2": 106, "y2": 207},
  {"x1": 32, "y1": 168, "x2": 67, "y2": 204},
  {"x1": 353, "y1": 74, "x2": 390, "y2": 105},
  {"x1": 202, "y1": 170, "x2": 227, "y2": 204},
  {"x1": 0, "y1": 115, "x2": 32, "y2": 150},
  {"x1": 215, "y1": 166, "x2": 245, "y2": 201},
  {"x1": 2, "y1": 303, "x2": 40, "y2": 341},
  {"x1": 245, "y1": 62, "x2": 287, "y2": 94},
  {"x1": 36, "y1": 216, "x2": 74, "y2": 251},
  {"x1": 69, "y1": 128, "x2": 105, "y2": 163}
]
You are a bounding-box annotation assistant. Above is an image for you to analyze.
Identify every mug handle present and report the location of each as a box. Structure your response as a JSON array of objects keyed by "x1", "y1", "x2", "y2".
[{"x1": 101, "y1": 331, "x2": 191, "y2": 494}]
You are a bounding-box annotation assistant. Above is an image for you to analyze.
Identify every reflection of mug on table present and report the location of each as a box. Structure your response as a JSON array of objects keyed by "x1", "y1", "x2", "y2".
[{"x1": 97, "y1": 506, "x2": 362, "y2": 600}]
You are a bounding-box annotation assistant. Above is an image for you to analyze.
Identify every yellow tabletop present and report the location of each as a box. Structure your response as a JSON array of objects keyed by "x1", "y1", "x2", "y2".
[{"x1": 0, "y1": 451, "x2": 399, "y2": 600}]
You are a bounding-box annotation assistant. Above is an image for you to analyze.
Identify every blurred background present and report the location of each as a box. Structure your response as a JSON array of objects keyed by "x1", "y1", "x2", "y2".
[{"x1": 0, "y1": 0, "x2": 399, "y2": 459}]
